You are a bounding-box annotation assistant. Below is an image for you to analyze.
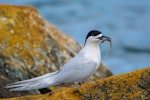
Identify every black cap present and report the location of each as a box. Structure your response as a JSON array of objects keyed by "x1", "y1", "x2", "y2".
[{"x1": 86, "y1": 30, "x2": 102, "y2": 40}]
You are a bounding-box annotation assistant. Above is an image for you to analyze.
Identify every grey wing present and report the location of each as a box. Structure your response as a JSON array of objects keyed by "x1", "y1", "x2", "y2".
[{"x1": 55, "y1": 60, "x2": 98, "y2": 83}]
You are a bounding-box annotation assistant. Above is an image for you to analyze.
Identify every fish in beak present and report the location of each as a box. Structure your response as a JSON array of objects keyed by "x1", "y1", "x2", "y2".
[
  {"x1": 99, "y1": 36, "x2": 111, "y2": 43},
  {"x1": 99, "y1": 35, "x2": 112, "y2": 56}
]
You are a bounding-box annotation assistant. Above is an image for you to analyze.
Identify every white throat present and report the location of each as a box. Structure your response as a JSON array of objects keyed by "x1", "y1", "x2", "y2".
[{"x1": 83, "y1": 42, "x2": 101, "y2": 65}]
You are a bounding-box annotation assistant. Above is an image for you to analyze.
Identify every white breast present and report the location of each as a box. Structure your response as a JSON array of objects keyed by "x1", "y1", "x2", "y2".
[{"x1": 80, "y1": 44, "x2": 101, "y2": 67}]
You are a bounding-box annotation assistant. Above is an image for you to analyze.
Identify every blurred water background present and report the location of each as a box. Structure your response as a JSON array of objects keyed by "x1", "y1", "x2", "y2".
[{"x1": 0, "y1": 0, "x2": 150, "y2": 74}]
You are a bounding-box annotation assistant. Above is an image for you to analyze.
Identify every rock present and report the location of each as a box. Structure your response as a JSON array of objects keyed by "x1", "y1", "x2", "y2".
[
  {"x1": 89, "y1": 63, "x2": 112, "y2": 81},
  {"x1": 0, "y1": 4, "x2": 81, "y2": 98},
  {"x1": 0, "y1": 75, "x2": 38, "y2": 98},
  {"x1": 0, "y1": 5, "x2": 112, "y2": 98},
  {"x1": 2, "y1": 67, "x2": 150, "y2": 100},
  {"x1": 0, "y1": 4, "x2": 81, "y2": 78}
]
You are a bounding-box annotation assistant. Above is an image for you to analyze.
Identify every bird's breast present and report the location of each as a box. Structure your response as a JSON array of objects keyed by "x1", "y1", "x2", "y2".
[{"x1": 83, "y1": 46, "x2": 101, "y2": 65}]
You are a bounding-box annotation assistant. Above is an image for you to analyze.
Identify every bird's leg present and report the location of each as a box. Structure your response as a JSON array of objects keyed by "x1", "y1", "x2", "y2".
[
  {"x1": 75, "y1": 82, "x2": 81, "y2": 85},
  {"x1": 79, "y1": 82, "x2": 82, "y2": 85},
  {"x1": 76, "y1": 82, "x2": 84, "y2": 85}
]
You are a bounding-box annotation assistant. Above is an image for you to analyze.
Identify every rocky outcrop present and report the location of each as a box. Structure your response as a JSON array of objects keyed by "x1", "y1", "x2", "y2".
[
  {"x1": 0, "y1": 4, "x2": 81, "y2": 79},
  {"x1": 0, "y1": 4, "x2": 81, "y2": 98},
  {"x1": 0, "y1": 5, "x2": 112, "y2": 98},
  {"x1": 1, "y1": 67, "x2": 150, "y2": 100}
]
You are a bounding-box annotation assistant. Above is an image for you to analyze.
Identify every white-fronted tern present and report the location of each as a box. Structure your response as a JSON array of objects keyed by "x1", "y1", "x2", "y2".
[{"x1": 5, "y1": 30, "x2": 111, "y2": 91}]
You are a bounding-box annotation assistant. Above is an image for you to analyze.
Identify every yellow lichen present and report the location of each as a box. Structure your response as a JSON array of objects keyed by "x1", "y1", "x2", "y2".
[
  {"x1": 0, "y1": 5, "x2": 81, "y2": 78},
  {"x1": 1, "y1": 67, "x2": 150, "y2": 100}
]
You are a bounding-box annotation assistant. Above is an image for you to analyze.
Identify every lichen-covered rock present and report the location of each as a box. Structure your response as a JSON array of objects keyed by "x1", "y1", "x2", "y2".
[
  {"x1": 0, "y1": 5, "x2": 112, "y2": 98},
  {"x1": 0, "y1": 75, "x2": 39, "y2": 98},
  {"x1": 2, "y1": 67, "x2": 149, "y2": 100},
  {"x1": 0, "y1": 4, "x2": 80, "y2": 97},
  {"x1": 0, "y1": 4, "x2": 81, "y2": 78},
  {"x1": 0, "y1": 4, "x2": 81, "y2": 98}
]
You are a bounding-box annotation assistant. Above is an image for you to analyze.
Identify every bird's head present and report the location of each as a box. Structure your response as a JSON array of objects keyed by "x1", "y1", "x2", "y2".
[{"x1": 85, "y1": 30, "x2": 111, "y2": 46}]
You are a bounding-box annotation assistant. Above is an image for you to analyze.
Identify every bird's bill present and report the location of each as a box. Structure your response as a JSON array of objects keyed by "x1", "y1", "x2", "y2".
[{"x1": 100, "y1": 36, "x2": 111, "y2": 43}]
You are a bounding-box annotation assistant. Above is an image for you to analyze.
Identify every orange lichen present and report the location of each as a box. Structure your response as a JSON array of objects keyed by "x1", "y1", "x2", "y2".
[
  {"x1": 0, "y1": 5, "x2": 114, "y2": 98},
  {"x1": 0, "y1": 4, "x2": 81, "y2": 77},
  {"x1": 2, "y1": 67, "x2": 149, "y2": 100}
]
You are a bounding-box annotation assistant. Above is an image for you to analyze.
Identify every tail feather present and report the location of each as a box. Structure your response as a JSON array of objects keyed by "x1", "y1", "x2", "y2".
[
  {"x1": 5, "y1": 71, "x2": 60, "y2": 91},
  {"x1": 7, "y1": 72, "x2": 57, "y2": 85}
]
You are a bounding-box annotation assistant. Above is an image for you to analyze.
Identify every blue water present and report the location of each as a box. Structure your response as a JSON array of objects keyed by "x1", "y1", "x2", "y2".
[{"x1": 0, "y1": 0, "x2": 150, "y2": 74}]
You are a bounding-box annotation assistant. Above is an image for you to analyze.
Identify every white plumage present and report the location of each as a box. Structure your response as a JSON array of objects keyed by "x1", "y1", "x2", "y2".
[{"x1": 5, "y1": 30, "x2": 111, "y2": 91}]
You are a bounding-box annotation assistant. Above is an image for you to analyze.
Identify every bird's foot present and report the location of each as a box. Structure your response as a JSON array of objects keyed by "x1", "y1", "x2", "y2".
[{"x1": 75, "y1": 82, "x2": 84, "y2": 86}]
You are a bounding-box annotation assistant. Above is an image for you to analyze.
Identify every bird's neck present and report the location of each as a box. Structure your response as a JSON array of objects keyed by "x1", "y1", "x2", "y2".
[{"x1": 83, "y1": 42, "x2": 101, "y2": 64}]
